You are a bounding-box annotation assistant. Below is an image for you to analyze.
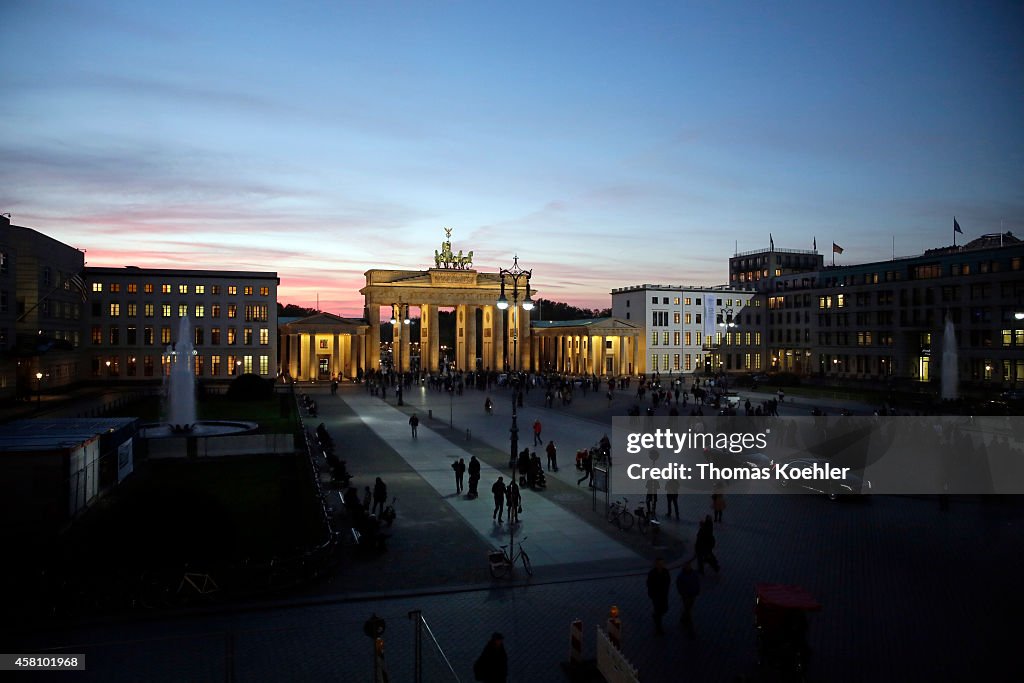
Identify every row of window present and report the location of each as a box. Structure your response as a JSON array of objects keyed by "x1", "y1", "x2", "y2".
[
  {"x1": 641, "y1": 296, "x2": 751, "y2": 307},
  {"x1": 91, "y1": 354, "x2": 271, "y2": 377},
  {"x1": 649, "y1": 352, "x2": 764, "y2": 372},
  {"x1": 96, "y1": 302, "x2": 269, "y2": 321},
  {"x1": 651, "y1": 331, "x2": 764, "y2": 347},
  {"x1": 91, "y1": 282, "x2": 271, "y2": 296},
  {"x1": 90, "y1": 325, "x2": 270, "y2": 346}
]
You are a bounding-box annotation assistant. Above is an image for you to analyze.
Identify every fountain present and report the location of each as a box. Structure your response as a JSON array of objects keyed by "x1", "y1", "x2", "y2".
[
  {"x1": 167, "y1": 317, "x2": 197, "y2": 431},
  {"x1": 138, "y1": 317, "x2": 256, "y2": 439},
  {"x1": 941, "y1": 313, "x2": 958, "y2": 400}
]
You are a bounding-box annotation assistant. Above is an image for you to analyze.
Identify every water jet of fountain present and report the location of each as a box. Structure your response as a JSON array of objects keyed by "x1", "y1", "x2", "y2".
[
  {"x1": 941, "y1": 313, "x2": 958, "y2": 401},
  {"x1": 166, "y1": 317, "x2": 197, "y2": 430}
]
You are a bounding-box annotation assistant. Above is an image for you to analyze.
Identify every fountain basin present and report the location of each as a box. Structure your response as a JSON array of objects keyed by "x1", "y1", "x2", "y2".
[{"x1": 139, "y1": 420, "x2": 258, "y2": 439}]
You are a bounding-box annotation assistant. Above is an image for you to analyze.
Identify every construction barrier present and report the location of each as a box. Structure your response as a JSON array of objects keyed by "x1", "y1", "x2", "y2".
[
  {"x1": 569, "y1": 619, "x2": 583, "y2": 665},
  {"x1": 596, "y1": 627, "x2": 640, "y2": 683},
  {"x1": 607, "y1": 605, "x2": 622, "y2": 649}
]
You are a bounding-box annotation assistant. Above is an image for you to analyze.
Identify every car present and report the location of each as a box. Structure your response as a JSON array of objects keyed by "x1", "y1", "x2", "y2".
[
  {"x1": 776, "y1": 457, "x2": 871, "y2": 500},
  {"x1": 720, "y1": 392, "x2": 741, "y2": 407},
  {"x1": 1000, "y1": 389, "x2": 1024, "y2": 402}
]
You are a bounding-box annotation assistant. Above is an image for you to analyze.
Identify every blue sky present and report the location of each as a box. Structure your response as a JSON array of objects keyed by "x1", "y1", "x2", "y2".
[{"x1": 2, "y1": 0, "x2": 1021, "y2": 314}]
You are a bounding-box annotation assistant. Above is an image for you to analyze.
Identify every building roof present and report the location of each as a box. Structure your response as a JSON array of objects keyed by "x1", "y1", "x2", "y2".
[
  {"x1": 610, "y1": 284, "x2": 753, "y2": 294},
  {"x1": 532, "y1": 317, "x2": 639, "y2": 330},
  {"x1": 0, "y1": 417, "x2": 138, "y2": 452},
  {"x1": 84, "y1": 266, "x2": 278, "y2": 280}
]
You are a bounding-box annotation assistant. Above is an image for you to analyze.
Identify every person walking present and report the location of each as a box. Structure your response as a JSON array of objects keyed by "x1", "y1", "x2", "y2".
[
  {"x1": 533, "y1": 419, "x2": 543, "y2": 446},
  {"x1": 452, "y1": 458, "x2": 466, "y2": 494},
  {"x1": 646, "y1": 557, "x2": 671, "y2": 635},
  {"x1": 473, "y1": 632, "x2": 508, "y2": 683},
  {"x1": 577, "y1": 449, "x2": 593, "y2": 486},
  {"x1": 676, "y1": 561, "x2": 700, "y2": 639},
  {"x1": 468, "y1": 456, "x2": 481, "y2": 498},
  {"x1": 409, "y1": 413, "x2": 419, "y2": 438},
  {"x1": 491, "y1": 476, "x2": 507, "y2": 523},
  {"x1": 645, "y1": 477, "x2": 659, "y2": 518},
  {"x1": 665, "y1": 476, "x2": 680, "y2": 519},
  {"x1": 372, "y1": 477, "x2": 387, "y2": 517},
  {"x1": 695, "y1": 515, "x2": 720, "y2": 575},
  {"x1": 545, "y1": 440, "x2": 558, "y2": 472},
  {"x1": 711, "y1": 490, "x2": 726, "y2": 523},
  {"x1": 507, "y1": 480, "x2": 522, "y2": 524}
]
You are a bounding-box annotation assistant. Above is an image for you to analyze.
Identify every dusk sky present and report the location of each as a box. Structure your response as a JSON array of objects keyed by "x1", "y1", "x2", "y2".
[{"x1": 2, "y1": 1, "x2": 1022, "y2": 315}]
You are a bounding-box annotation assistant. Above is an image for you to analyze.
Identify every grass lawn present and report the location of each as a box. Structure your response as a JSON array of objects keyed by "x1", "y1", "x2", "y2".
[{"x1": 104, "y1": 392, "x2": 299, "y2": 434}]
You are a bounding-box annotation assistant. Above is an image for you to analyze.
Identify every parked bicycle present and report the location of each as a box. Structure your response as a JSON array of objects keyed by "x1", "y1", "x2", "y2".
[
  {"x1": 488, "y1": 536, "x2": 533, "y2": 578},
  {"x1": 607, "y1": 497, "x2": 634, "y2": 531}
]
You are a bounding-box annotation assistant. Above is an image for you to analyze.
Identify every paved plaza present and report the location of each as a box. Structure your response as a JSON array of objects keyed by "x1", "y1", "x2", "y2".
[{"x1": 12, "y1": 381, "x2": 1022, "y2": 682}]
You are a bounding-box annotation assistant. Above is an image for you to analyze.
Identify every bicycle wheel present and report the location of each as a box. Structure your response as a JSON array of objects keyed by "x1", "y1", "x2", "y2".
[
  {"x1": 606, "y1": 505, "x2": 619, "y2": 523},
  {"x1": 637, "y1": 515, "x2": 649, "y2": 535},
  {"x1": 618, "y1": 511, "x2": 634, "y2": 531},
  {"x1": 520, "y1": 551, "x2": 533, "y2": 576}
]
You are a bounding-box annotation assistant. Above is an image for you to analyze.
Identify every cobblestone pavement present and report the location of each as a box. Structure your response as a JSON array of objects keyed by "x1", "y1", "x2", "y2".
[{"x1": 13, "y1": 383, "x2": 1023, "y2": 682}]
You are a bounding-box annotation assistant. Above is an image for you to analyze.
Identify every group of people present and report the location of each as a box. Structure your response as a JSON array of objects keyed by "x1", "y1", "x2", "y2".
[
  {"x1": 450, "y1": 456, "x2": 481, "y2": 497},
  {"x1": 489, "y1": 476, "x2": 523, "y2": 524}
]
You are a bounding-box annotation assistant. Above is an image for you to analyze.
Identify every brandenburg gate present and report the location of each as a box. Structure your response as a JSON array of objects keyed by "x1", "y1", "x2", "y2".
[{"x1": 360, "y1": 232, "x2": 532, "y2": 373}]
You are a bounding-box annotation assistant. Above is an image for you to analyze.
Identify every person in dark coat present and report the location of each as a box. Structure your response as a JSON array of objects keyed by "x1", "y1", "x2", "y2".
[
  {"x1": 468, "y1": 456, "x2": 481, "y2": 497},
  {"x1": 676, "y1": 561, "x2": 700, "y2": 639},
  {"x1": 474, "y1": 632, "x2": 508, "y2": 683},
  {"x1": 647, "y1": 557, "x2": 671, "y2": 634},
  {"x1": 452, "y1": 458, "x2": 466, "y2": 494},
  {"x1": 491, "y1": 476, "x2": 506, "y2": 523},
  {"x1": 695, "y1": 515, "x2": 720, "y2": 575},
  {"x1": 545, "y1": 440, "x2": 558, "y2": 471},
  {"x1": 372, "y1": 477, "x2": 387, "y2": 517}
]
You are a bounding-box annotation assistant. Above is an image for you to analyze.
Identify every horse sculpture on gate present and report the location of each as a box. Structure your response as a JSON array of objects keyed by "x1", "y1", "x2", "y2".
[{"x1": 433, "y1": 229, "x2": 473, "y2": 269}]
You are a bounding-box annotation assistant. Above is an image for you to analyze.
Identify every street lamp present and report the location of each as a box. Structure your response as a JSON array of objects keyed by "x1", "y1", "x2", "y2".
[
  {"x1": 391, "y1": 303, "x2": 409, "y2": 406},
  {"x1": 35, "y1": 371, "x2": 43, "y2": 407},
  {"x1": 497, "y1": 255, "x2": 533, "y2": 477}
]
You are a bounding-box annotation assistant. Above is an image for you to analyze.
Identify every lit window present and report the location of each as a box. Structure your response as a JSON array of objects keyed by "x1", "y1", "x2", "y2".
[
  {"x1": 244, "y1": 286, "x2": 254, "y2": 295},
  {"x1": 259, "y1": 287, "x2": 269, "y2": 296},
  {"x1": 259, "y1": 355, "x2": 269, "y2": 374},
  {"x1": 195, "y1": 305, "x2": 205, "y2": 318},
  {"x1": 161, "y1": 284, "x2": 172, "y2": 294},
  {"x1": 228, "y1": 286, "x2": 237, "y2": 295},
  {"x1": 178, "y1": 304, "x2": 188, "y2": 317},
  {"x1": 179, "y1": 284, "x2": 188, "y2": 294},
  {"x1": 195, "y1": 285, "x2": 205, "y2": 294},
  {"x1": 109, "y1": 302, "x2": 120, "y2": 317},
  {"x1": 145, "y1": 303, "x2": 155, "y2": 318},
  {"x1": 92, "y1": 282, "x2": 103, "y2": 292},
  {"x1": 260, "y1": 328, "x2": 269, "y2": 345},
  {"x1": 243, "y1": 327, "x2": 253, "y2": 345},
  {"x1": 211, "y1": 285, "x2": 221, "y2": 295},
  {"x1": 227, "y1": 327, "x2": 236, "y2": 345},
  {"x1": 110, "y1": 283, "x2": 121, "y2": 293},
  {"x1": 212, "y1": 304, "x2": 221, "y2": 318},
  {"x1": 161, "y1": 326, "x2": 171, "y2": 344},
  {"x1": 127, "y1": 303, "x2": 137, "y2": 317},
  {"x1": 243, "y1": 355, "x2": 253, "y2": 373},
  {"x1": 144, "y1": 284, "x2": 154, "y2": 294},
  {"x1": 228, "y1": 304, "x2": 237, "y2": 318},
  {"x1": 211, "y1": 356, "x2": 221, "y2": 376},
  {"x1": 127, "y1": 283, "x2": 137, "y2": 293}
]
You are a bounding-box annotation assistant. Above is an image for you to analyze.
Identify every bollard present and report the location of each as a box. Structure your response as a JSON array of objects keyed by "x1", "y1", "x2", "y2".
[
  {"x1": 569, "y1": 619, "x2": 583, "y2": 665},
  {"x1": 607, "y1": 605, "x2": 621, "y2": 649}
]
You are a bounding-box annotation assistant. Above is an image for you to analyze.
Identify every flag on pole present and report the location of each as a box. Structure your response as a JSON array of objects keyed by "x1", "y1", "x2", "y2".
[
  {"x1": 813, "y1": 236, "x2": 817, "y2": 251},
  {"x1": 832, "y1": 243, "x2": 844, "y2": 254},
  {"x1": 769, "y1": 233, "x2": 774, "y2": 251},
  {"x1": 69, "y1": 273, "x2": 88, "y2": 302},
  {"x1": 953, "y1": 217, "x2": 963, "y2": 234}
]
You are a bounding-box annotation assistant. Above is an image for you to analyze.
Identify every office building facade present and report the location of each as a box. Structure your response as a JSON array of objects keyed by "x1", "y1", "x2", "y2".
[{"x1": 84, "y1": 267, "x2": 280, "y2": 382}]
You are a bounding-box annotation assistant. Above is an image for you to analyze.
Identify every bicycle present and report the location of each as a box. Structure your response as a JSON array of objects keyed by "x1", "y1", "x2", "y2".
[
  {"x1": 607, "y1": 497, "x2": 635, "y2": 531},
  {"x1": 488, "y1": 536, "x2": 533, "y2": 578},
  {"x1": 634, "y1": 502, "x2": 658, "y2": 535}
]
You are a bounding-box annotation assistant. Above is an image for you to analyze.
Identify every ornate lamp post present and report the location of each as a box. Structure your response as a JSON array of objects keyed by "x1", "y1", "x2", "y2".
[
  {"x1": 35, "y1": 371, "x2": 43, "y2": 407},
  {"x1": 390, "y1": 303, "x2": 410, "y2": 405},
  {"x1": 496, "y1": 256, "x2": 534, "y2": 474}
]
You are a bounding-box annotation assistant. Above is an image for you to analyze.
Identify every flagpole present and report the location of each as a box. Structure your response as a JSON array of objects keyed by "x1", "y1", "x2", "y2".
[{"x1": 953, "y1": 216, "x2": 956, "y2": 247}]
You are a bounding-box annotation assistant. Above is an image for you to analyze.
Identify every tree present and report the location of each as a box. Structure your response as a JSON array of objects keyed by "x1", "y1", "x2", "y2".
[{"x1": 278, "y1": 303, "x2": 319, "y2": 318}]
